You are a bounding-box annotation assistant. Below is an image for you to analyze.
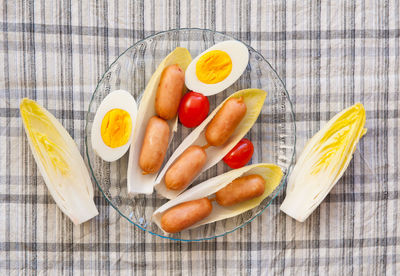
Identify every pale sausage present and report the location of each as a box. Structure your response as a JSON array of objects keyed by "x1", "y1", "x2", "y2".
[
  {"x1": 161, "y1": 198, "x2": 213, "y2": 233},
  {"x1": 155, "y1": 64, "x2": 185, "y2": 120},
  {"x1": 139, "y1": 116, "x2": 170, "y2": 174},
  {"x1": 205, "y1": 97, "x2": 246, "y2": 146},
  {"x1": 215, "y1": 174, "x2": 265, "y2": 206},
  {"x1": 165, "y1": 145, "x2": 207, "y2": 190}
]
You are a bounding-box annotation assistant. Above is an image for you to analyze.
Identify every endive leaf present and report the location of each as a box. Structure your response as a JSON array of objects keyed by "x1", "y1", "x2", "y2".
[
  {"x1": 20, "y1": 98, "x2": 98, "y2": 225},
  {"x1": 153, "y1": 163, "x2": 283, "y2": 233},
  {"x1": 127, "y1": 47, "x2": 192, "y2": 194},
  {"x1": 154, "y1": 89, "x2": 267, "y2": 199},
  {"x1": 280, "y1": 103, "x2": 367, "y2": 222}
]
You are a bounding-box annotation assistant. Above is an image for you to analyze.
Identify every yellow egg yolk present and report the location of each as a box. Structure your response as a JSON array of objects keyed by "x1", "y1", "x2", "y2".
[
  {"x1": 101, "y1": 109, "x2": 132, "y2": 148},
  {"x1": 196, "y1": 50, "x2": 232, "y2": 84}
]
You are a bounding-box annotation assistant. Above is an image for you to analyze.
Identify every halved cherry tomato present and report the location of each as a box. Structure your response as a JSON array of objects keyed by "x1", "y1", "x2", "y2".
[
  {"x1": 178, "y1": 91, "x2": 209, "y2": 128},
  {"x1": 223, "y1": 138, "x2": 254, "y2": 169}
]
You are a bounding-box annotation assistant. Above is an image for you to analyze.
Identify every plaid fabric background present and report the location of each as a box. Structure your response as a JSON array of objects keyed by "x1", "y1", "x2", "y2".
[{"x1": 1, "y1": 0, "x2": 399, "y2": 275}]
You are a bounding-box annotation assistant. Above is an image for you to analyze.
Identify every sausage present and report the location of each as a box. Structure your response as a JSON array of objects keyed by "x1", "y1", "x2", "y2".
[
  {"x1": 155, "y1": 64, "x2": 185, "y2": 120},
  {"x1": 161, "y1": 198, "x2": 213, "y2": 233},
  {"x1": 205, "y1": 97, "x2": 247, "y2": 146},
  {"x1": 165, "y1": 145, "x2": 207, "y2": 190},
  {"x1": 139, "y1": 116, "x2": 170, "y2": 174},
  {"x1": 215, "y1": 174, "x2": 265, "y2": 206}
]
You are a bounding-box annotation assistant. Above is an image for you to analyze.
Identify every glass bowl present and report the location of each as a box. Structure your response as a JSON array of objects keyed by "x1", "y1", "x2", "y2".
[{"x1": 85, "y1": 28, "x2": 296, "y2": 241}]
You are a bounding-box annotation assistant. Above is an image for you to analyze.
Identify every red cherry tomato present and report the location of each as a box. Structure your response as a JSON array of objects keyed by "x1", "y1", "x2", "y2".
[
  {"x1": 178, "y1": 91, "x2": 209, "y2": 128},
  {"x1": 223, "y1": 138, "x2": 254, "y2": 169}
]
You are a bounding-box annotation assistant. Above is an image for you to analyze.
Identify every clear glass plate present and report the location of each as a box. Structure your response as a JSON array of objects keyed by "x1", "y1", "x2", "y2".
[{"x1": 85, "y1": 28, "x2": 296, "y2": 241}]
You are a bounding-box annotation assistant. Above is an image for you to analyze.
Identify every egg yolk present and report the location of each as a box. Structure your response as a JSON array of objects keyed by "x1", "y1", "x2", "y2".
[
  {"x1": 101, "y1": 109, "x2": 132, "y2": 148},
  {"x1": 196, "y1": 50, "x2": 232, "y2": 84}
]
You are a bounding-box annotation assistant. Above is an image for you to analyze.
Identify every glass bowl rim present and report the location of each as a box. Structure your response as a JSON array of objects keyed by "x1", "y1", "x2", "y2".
[{"x1": 84, "y1": 27, "x2": 296, "y2": 242}]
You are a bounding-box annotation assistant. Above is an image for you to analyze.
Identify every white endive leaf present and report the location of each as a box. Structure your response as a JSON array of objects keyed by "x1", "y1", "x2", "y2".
[
  {"x1": 154, "y1": 89, "x2": 267, "y2": 199},
  {"x1": 20, "y1": 98, "x2": 98, "y2": 225},
  {"x1": 153, "y1": 163, "x2": 283, "y2": 234},
  {"x1": 280, "y1": 103, "x2": 367, "y2": 222},
  {"x1": 127, "y1": 48, "x2": 192, "y2": 195}
]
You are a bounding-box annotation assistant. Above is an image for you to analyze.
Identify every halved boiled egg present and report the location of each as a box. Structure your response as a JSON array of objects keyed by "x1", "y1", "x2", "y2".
[
  {"x1": 185, "y1": 41, "x2": 249, "y2": 96},
  {"x1": 91, "y1": 90, "x2": 137, "y2": 162}
]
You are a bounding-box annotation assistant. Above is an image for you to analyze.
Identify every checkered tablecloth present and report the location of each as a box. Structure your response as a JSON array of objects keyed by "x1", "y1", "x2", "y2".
[{"x1": 1, "y1": 1, "x2": 399, "y2": 275}]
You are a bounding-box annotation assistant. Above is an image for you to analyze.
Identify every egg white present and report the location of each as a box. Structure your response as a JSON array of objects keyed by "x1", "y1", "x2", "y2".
[
  {"x1": 91, "y1": 90, "x2": 137, "y2": 162},
  {"x1": 185, "y1": 40, "x2": 249, "y2": 96}
]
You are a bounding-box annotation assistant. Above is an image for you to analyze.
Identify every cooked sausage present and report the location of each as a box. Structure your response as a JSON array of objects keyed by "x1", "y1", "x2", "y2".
[
  {"x1": 205, "y1": 97, "x2": 247, "y2": 146},
  {"x1": 165, "y1": 145, "x2": 207, "y2": 190},
  {"x1": 215, "y1": 174, "x2": 265, "y2": 206},
  {"x1": 161, "y1": 198, "x2": 213, "y2": 233},
  {"x1": 139, "y1": 116, "x2": 170, "y2": 174},
  {"x1": 155, "y1": 64, "x2": 185, "y2": 120}
]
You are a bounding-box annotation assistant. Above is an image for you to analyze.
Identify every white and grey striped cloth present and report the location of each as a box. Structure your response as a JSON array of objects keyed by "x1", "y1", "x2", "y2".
[{"x1": 1, "y1": 1, "x2": 399, "y2": 275}]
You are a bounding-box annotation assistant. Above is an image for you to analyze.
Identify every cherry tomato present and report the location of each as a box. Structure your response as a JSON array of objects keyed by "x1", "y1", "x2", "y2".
[
  {"x1": 223, "y1": 138, "x2": 254, "y2": 169},
  {"x1": 178, "y1": 91, "x2": 209, "y2": 128}
]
